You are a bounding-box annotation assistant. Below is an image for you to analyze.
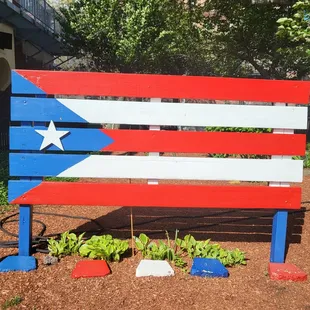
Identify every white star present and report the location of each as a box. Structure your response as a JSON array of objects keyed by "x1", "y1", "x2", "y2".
[{"x1": 35, "y1": 121, "x2": 69, "y2": 151}]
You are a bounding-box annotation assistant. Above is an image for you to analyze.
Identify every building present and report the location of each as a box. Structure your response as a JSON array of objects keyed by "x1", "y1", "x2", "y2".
[{"x1": 0, "y1": 0, "x2": 63, "y2": 148}]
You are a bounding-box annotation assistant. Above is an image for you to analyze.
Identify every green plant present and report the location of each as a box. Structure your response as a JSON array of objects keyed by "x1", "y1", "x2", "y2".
[
  {"x1": 79, "y1": 235, "x2": 129, "y2": 261},
  {"x1": 0, "y1": 181, "x2": 9, "y2": 207},
  {"x1": 133, "y1": 233, "x2": 151, "y2": 257},
  {"x1": 293, "y1": 150, "x2": 310, "y2": 168},
  {"x1": 2, "y1": 296, "x2": 22, "y2": 310},
  {"x1": 176, "y1": 234, "x2": 246, "y2": 267},
  {"x1": 48, "y1": 231, "x2": 85, "y2": 258},
  {"x1": 134, "y1": 231, "x2": 187, "y2": 269},
  {"x1": 45, "y1": 177, "x2": 79, "y2": 182}
]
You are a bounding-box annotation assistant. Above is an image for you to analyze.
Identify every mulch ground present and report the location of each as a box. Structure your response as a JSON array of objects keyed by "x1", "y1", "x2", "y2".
[{"x1": 0, "y1": 176, "x2": 310, "y2": 310}]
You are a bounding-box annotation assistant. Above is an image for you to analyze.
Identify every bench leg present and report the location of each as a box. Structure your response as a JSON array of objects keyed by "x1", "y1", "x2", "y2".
[
  {"x1": 0, "y1": 204, "x2": 36, "y2": 272},
  {"x1": 270, "y1": 210, "x2": 288, "y2": 263},
  {"x1": 19, "y1": 204, "x2": 33, "y2": 256}
]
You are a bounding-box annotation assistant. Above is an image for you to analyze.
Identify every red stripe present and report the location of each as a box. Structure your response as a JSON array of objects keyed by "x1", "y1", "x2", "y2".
[
  {"x1": 16, "y1": 70, "x2": 310, "y2": 104},
  {"x1": 102, "y1": 130, "x2": 306, "y2": 155},
  {"x1": 12, "y1": 182, "x2": 301, "y2": 209}
]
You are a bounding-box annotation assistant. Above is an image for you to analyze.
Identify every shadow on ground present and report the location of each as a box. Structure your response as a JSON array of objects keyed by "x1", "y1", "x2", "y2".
[{"x1": 74, "y1": 205, "x2": 306, "y2": 244}]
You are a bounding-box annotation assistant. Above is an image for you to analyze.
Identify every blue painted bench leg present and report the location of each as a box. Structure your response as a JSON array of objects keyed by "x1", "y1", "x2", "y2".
[
  {"x1": 19, "y1": 204, "x2": 33, "y2": 256},
  {"x1": 0, "y1": 204, "x2": 36, "y2": 272},
  {"x1": 270, "y1": 210, "x2": 288, "y2": 263}
]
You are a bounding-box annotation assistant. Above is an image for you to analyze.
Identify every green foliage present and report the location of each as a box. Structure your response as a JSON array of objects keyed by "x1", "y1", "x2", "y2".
[
  {"x1": 58, "y1": 0, "x2": 209, "y2": 75},
  {"x1": 0, "y1": 181, "x2": 8, "y2": 207},
  {"x1": 134, "y1": 231, "x2": 187, "y2": 269},
  {"x1": 0, "y1": 152, "x2": 9, "y2": 206},
  {"x1": 133, "y1": 233, "x2": 150, "y2": 257},
  {"x1": 176, "y1": 234, "x2": 246, "y2": 267},
  {"x1": 79, "y1": 235, "x2": 129, "y2": 261},
  {"x1": 135, "y1": 232, "x2": 246, "y2": 268},
  {"x1": 202, "y1": 1, "x2": 310, "y2": 79},
  {"x1": 277, "y1": 1, "x2": 310, "y2": 55},
  {"x1": 2, "y1": 296, "x2": 22, "y2": 310},
  {"x1": 45, "y1": 177, "x2": 79, "y2": 182},
  {"x1": 293, "y1": 150, "x2": 310, "y2": 168},
  {"x1": 205, "y1": 127, "x2": 272, "y2": 133},
  {"x1": 48, "y1": 231, "x2": 85, "y2": 258}
]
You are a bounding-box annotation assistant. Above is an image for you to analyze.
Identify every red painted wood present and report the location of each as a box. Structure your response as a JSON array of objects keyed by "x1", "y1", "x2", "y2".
[
  {"x1": 102, "y1": 130, "x2": 306, "y2": 155},
  {"x1": 16, "y1": 70, "x2": 310, "y2": 104},
  {"x1": 12, "y1": 182, "x2": 301, "y2": 209}
]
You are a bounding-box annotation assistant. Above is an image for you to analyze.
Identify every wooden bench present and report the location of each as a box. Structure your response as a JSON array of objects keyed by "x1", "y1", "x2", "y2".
[{"x1": 1, "y1": 69, "x2": 309, "y2": 272}]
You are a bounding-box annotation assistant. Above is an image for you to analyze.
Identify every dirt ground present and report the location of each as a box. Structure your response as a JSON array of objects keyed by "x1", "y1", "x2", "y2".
[{"x1": 0, "y1": 176, "x2": 309, "y2": 310}]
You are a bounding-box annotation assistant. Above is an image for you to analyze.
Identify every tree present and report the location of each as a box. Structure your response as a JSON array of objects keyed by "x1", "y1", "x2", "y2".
[
  {"x1": 58, "y1": 0, "x2": 211, "y2": 75},
  {"x1": 201, "y1": 0, "x2": 310, "y2": 79},
  {"x1": 277, "y1": 1, "x2": 310, "y2": 56}
]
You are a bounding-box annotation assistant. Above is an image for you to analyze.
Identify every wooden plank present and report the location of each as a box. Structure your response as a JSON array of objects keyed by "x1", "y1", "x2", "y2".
[
  {"x1": 270, "y1": 104, "x2": 292, "y2": 263},
  {"x1": 10, "y1": 127, "x2": 306, "y2": 155},
  {"x1": 10, "y1": 153, "x2": 304, "y2": 182},
  {"x1": 11, "y1": 97, "x2": 308, "y2": 129},
  {"x1": 148, "y1": 98, "x2": 161, "y2": 185},
  {"x1": 13, "y1": 70, "x2": 310, "y2": 104},
  {"x1": 9, "y1": 181, "x2": 301, "y2": 209}
]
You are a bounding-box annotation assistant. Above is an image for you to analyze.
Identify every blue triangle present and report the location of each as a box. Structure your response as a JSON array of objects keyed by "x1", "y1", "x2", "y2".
[
  {"x1": 10, "y1": 154, "x2": 90, "y2": 177},
  {"x1": 8, "y1": 180, "x2": 42, "y2": 203},
  {"x1": 12, "y1": 71, "x2": 46, "y2": 95}
]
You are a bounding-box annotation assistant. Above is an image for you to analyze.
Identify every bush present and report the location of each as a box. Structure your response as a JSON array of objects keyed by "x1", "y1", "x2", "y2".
[{"x1": 0, "y1": 152, "x2": 9, "y2": 206}]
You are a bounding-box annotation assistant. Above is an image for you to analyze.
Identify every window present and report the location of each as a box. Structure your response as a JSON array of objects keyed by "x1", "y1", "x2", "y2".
[{"x1": 0, "y1": 32, "x2": 12, "y2": 50}]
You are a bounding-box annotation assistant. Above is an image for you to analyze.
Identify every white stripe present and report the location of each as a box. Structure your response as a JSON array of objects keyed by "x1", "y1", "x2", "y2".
[
  {"x1": 269, "y1": 103, "x2": 295, "y2": 188},
  {"x1": 59, "y1": 99, "x2": 308, "y2": 129},
  {"x1": 57, "y1": 155, "x2": 303, "y2": 183}
]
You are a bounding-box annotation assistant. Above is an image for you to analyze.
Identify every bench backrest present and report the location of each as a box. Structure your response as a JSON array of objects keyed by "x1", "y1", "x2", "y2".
[{"x1": 9, "y1": 70, "x2": 309, "y2": 210}]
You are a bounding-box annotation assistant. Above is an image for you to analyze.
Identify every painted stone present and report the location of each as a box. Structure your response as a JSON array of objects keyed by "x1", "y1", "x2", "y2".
[
  {"x1": 71, "y1": 260, "x2": 110, "y2": 279},
  {"x1": 268, "y1": 263, "x2": 307, "y2": 282},
  {"x1": 190, "y1": 258, "x2": 229, "y2": 278},
  {"x1": 136, "y1": 260, "x2": 175, "y2": 277}
]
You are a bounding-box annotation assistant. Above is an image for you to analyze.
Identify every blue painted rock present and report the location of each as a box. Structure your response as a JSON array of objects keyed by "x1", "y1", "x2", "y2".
[{"x1": 190, "y1": 258, "x2": 229, "y2": 278}]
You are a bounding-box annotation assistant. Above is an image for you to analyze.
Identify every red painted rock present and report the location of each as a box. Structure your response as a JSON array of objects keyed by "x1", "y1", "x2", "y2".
[
  {"x1": 71, "y1": 260, "x2": 110, "y2": 279},
  {"x1": 268, "y1": 263, "x2": 307, "y2": 282}
]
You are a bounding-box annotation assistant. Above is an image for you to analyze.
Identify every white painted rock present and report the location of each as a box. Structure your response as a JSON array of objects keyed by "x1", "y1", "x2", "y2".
[{"x1": 136, "y1": 260, "x2": 175, "y2": 277}]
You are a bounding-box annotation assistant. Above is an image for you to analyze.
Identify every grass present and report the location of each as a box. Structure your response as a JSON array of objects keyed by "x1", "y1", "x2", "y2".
[{"x1": 2, "y1": 296, "x2": 22, "y2": 310}]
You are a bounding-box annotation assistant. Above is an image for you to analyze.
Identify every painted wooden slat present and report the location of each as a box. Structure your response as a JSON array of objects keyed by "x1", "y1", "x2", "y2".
[
  {"x1": 10, "y1": 127, "x2": 306, "y2": 155},
  {"x1": 148, "y1": 98, "x2": 161, "y2": 185},
  {"x1": 9, "y1": 153, "x2": 303, "y2": 182},
  {"x1": 11, "y1": 97, "x2": 308, "y2": 129},
  {"x1": 13, "y1": 70, "x2": 310, "y2": 104},
  {"x1": 8, "y1": 181, "x2": 301, "y2": 209},
  {"x1": 269, "y1": 105, "x2": 292, "y2": 263}
]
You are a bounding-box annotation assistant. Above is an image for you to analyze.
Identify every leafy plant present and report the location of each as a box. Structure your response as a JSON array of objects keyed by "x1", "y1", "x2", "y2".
[
  {"x1": 2, "y1": 296, "x2": 22, "y2": 310},
  {"x1": 176, "y1": 234, "x2": 246, "y2": 267},
  {"x1": 133, "y1": 233, "x2": 151, "y2": 257},
  {"x1": 293, "y1": 150, "x2": 310, "y2": 168},
  {"x1": 48, "y1": 231, "x2": 85, "y2": 258},
  {"x1": 79, "y1": 235, "x2": 129, "y2": 261},
  {"x1": 134, "y1": 231, "x2": 187, "y2": 269}
]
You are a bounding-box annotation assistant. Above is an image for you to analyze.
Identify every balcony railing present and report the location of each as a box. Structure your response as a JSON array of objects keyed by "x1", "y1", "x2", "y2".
[{"x1": 11, "y1": 0, "x2": 61, "y2": 35}]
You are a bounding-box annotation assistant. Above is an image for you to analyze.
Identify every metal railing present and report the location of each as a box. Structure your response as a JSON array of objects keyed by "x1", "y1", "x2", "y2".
[{"x1": 12, "y1": 0, "x2": 61, "y2": 35}]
